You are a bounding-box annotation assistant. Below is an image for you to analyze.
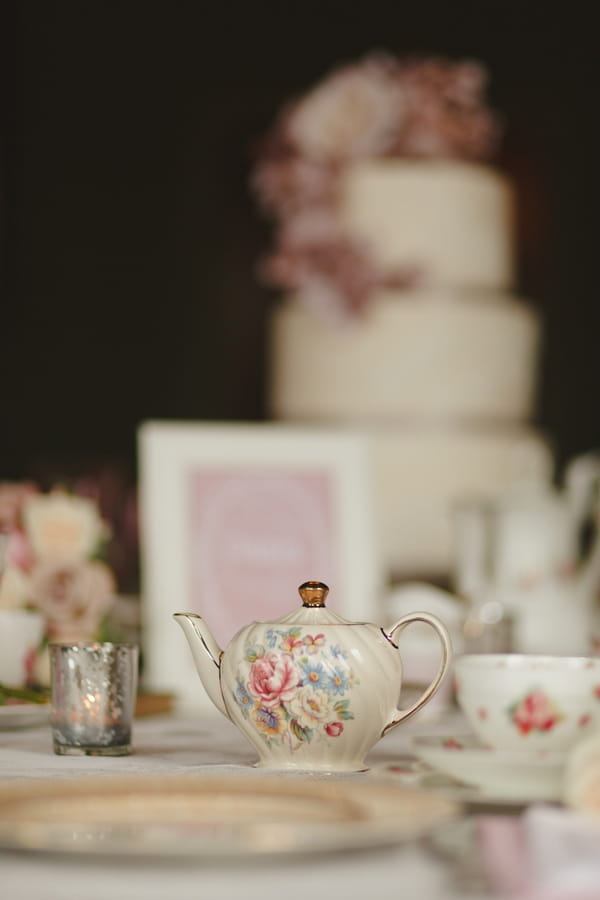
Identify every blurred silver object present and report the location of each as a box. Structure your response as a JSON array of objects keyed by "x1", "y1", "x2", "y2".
[{"x1": 49, "y1": 642, "x2": 138, "y2": 756}]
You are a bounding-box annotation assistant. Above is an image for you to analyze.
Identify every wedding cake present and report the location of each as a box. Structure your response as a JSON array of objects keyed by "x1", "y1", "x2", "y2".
[{"x1": 253, "y1": 55, "x2": 551, "y2": 580}]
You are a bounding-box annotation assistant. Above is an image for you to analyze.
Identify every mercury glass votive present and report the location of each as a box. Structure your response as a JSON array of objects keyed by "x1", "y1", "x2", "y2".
[{"x1": 49, "y1": 642, "x2": 138, "y2": 756}]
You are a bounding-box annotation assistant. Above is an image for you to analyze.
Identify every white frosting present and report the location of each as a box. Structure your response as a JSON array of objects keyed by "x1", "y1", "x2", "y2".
[
  {"x1": 270, "y1": 290, "x2": 540, "y2": 422},
  {"x1": 268, "y1": 159, "x2": 547, "y2": 577},
  {"x1": 340, "y1": 160, "x2": 514, "y2": 288}
]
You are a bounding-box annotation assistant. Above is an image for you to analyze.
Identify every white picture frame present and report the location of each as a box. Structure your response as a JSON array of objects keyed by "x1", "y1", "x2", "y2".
[{"x1": 138, "y1": 421, "x2": 382, "y2": 712}]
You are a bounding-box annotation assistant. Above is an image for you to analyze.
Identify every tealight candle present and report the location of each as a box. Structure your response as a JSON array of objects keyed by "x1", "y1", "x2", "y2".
[{"x1": 49, "y1": 642, "x2": 138, "y2": 756}]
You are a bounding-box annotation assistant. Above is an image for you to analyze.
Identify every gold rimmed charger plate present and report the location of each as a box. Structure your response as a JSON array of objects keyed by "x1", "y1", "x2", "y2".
[{"x1": 0, "y1": 772, "x2": 460, "y2": 862}]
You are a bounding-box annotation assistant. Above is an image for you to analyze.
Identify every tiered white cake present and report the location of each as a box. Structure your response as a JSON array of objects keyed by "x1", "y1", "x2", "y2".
[{"x1": 255, "y1": 56, "x2": 551, "y2": 579}]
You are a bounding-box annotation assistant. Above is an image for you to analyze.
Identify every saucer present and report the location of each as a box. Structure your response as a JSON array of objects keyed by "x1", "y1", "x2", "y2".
[{"x1": 410, "y1": 734, "x2": 566, "y2": 803}]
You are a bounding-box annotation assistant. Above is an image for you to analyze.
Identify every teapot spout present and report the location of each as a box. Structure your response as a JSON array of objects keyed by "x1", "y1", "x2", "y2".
[{"x1": 173, "y1": 613, "x2": 228, "y2": 718}]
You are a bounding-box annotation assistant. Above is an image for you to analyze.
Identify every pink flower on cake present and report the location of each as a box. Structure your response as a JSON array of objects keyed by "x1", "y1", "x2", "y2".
[
  {"x1": 286, "y1": 57, "x2": 404, "y2": 162},
  {"x1": 252, "y1": 53, "x2": 501, "y2": 317},
  {"x1": 247, "y1": 652, "x2": 300, "y2": 708},
  {"x1": 393, "y1": 58, "x2": 500, "y2": 159},
  {"x1": 252, "y1": 155, "x2": 336, "y2": 219},
  {"x1": 30, "y1": 558, "x2": 115, "y2": 642},
  {"x1": 261, "y1": 232, "x2": 382, "y2": 317},
  {"x1": 509, "y1": 690, "x2": 564, "y2": 736}
]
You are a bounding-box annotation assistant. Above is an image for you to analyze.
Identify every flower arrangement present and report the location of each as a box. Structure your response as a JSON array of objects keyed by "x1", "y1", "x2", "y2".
[
  {"x1": 252, "y1": 53, "x2": 502, "y2": 317},
  {"x1": 0, "y1": 482, "x2": 118, "y2": 687},
  {"x1": 232, "y1": 626, "x2": 358, "y2": 753}
]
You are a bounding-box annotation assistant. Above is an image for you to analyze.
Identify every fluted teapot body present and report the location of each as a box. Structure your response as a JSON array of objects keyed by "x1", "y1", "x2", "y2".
[{"x1": 174, "y1": 581, "x2": 452, "y2": 771}]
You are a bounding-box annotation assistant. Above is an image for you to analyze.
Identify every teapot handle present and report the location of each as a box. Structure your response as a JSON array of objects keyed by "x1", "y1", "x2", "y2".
[{"x1": 381, "y1": 612, "x2": 453, "y2": 736}]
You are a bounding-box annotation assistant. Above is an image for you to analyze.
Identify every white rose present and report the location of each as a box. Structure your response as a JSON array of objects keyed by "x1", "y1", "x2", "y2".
[
  {"x1": 23, "y1": 490, "x2": 107, "y2": 562},
  {"x1": 288, "y1": 63, "x2": 404, "y2": 162},
  {"x1": 288, "y1": 686, "x2": 334, "y2": 728}
]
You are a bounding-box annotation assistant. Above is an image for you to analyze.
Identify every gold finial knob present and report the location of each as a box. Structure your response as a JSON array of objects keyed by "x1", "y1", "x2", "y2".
[{"x1": 298, "y1": 581, "x2": 329, "y2": 607}]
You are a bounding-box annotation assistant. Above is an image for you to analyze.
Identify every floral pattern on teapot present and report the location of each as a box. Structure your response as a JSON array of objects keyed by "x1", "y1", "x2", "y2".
[{"x1": 231, "y1": 626, "x2": 359, "y2": 752}]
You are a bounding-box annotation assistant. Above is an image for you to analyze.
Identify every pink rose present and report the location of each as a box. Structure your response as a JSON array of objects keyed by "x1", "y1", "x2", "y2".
[
  {"x1": 30, "y1": 558, "x2": 115, "y2": 642},
  {"x1": 325, "y1": 721, "x2": 344, "y2": 737},
  {"x1": 247, "y1": 653, "x2": 300, "y2": 708},
  {"x1": 512, "y1": 691, "x2": 562, "y2": 735}
]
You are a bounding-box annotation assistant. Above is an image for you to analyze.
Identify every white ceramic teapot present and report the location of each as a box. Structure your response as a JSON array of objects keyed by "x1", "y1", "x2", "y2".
[
  {"x1": 455, "y1": 451, "x2": 600, "y2": 655},
  {"x1": 174, "y1": 580, "x2": 452, "y2": 771}
]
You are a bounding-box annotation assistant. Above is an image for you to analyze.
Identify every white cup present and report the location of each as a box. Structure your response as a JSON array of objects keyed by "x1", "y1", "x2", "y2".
[
  {"x1": 0, "y1": 609, "x2": 45, "y2": 686},
  {"x1": 455, "y1": 653, "x2": 600, "y2": 752}
]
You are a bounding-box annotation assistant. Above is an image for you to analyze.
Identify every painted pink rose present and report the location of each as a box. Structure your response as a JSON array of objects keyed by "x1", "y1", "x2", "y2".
[
  {"x1": 511, "y1": 690, "x2": 563, "y2": 735},
  {"x1": 442, "y1": 738, "x2": 463, "y2": 750},
  {"x1": 247, "y1": 653, "x2": 300, "y2": 708},
  {"x1": 325, "y1": 721, "x2": 344, "y2": 737}
]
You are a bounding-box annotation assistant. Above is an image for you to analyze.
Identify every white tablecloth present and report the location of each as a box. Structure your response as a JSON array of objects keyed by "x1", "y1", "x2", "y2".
[{"x1": 0, "y1": 709, "x2": 496, "y2": 900}]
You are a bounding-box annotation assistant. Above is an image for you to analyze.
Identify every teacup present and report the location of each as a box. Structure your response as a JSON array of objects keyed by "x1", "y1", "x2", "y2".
[
  {"x1": 454, "y1": 653, "x2": 600, "y2": 752},
  {"x1": 0, "y1": 609, "x2": 45, "y2": 686}
]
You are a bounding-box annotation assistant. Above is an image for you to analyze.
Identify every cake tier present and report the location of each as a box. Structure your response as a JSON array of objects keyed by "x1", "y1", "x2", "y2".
[
  {"x1": 339, "y1": 160, "x2": 514, "y2": 288},
  {"x1": 270, "y1": 290, "x2": 540, "y2": 423},
  {"x1": 372, "y1": 425, "x2": 552, "y2": 577}
]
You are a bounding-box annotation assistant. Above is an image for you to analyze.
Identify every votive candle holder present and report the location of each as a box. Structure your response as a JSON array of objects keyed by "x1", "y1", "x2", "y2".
[{"x1": 49, "y1": 642, "x2": 138, "y2": 756}]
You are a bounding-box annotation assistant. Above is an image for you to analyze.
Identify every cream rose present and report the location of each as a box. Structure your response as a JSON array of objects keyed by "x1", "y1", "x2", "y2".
[
  {"x1": 23, "y1": 490, "x2": 107, "y2": 562},
  {"x1": 288, "y1": 686, "x2": 334, "y2": 728}
]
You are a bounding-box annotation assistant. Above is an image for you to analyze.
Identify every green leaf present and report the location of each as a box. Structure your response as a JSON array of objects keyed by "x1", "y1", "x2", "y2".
[
  {"x1": 290, "y1": 718, "x2": 310, "y2": 742},
  {"x1": 246, "y1": 644, "x2": 265, "y2": 662},
  {"x1": 0, "y1": 683, "x2": 50, "y2": 706}
]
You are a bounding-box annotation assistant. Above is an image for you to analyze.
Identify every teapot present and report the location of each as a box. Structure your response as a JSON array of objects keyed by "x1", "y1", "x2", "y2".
[
  {"x1": 174, "y1": 581, "x2": 452, "y2": 771},
  {"x1": 454, "y1": 451, "x2": 600, "y2": 655}
]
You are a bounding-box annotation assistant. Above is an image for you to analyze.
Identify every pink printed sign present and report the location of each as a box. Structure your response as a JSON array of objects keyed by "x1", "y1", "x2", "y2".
[{"x1": 186, "y1": 468, "x2": 337, "y2": 646}]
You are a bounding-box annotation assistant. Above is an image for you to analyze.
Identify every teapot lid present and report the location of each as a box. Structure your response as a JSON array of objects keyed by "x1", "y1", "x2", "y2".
[{"x1": 273, "y1": 581, "x2": 354, "y2": 626}]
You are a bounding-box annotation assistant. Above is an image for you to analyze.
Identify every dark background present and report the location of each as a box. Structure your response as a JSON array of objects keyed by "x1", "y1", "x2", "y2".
[{"x1": 2, "y1": 1, "x2": 599, "y2": 483}]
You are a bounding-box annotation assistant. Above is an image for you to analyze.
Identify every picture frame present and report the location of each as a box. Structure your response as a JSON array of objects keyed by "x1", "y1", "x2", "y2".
[{"x1": 138, "y1": 421, "x2": 382, "y2": 711}]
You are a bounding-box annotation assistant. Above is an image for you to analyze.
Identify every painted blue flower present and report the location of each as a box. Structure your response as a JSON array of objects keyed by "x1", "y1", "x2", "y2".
[
  {"x1": 235, "y1": 679, "x2": 253, "y2": 710},
  {"x1": 301, "y1": 661, "x2": 327, "y2": 689},
  {"x1": 327, "y1": 667, "x2": 349, "y2": 696},
  {"x1": 330, "y1": 645, "x2": 348, "y2": 660},
  {"x1": 265, "y1": 628, "x2": 278, "y2": 649}
]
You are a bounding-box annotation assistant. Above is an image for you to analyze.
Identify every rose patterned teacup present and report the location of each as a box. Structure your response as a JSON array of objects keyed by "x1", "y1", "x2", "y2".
[
  {"x1": 0, "y1": 609, "x2": 45, "y2": 686},
  {"x1": 454, "y1": 654, "x2": 600, "y2": 752}
]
